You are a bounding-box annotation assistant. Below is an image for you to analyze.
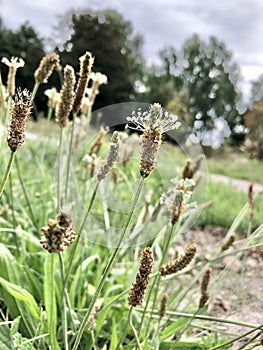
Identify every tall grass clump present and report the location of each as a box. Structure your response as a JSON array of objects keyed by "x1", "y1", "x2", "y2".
[{"x1": 0, "y1": 51, "x2": 262, "y2": 350}]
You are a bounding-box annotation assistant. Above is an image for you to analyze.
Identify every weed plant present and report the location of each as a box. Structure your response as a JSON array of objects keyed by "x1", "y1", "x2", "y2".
[{"x1": 0, "y1": 52, "x2": 262, "y2": 350}]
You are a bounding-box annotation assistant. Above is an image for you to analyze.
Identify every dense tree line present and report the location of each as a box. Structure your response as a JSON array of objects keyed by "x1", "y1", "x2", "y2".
[{"x1": 0, "y1": 9, "x2": 262, "y2": 149}]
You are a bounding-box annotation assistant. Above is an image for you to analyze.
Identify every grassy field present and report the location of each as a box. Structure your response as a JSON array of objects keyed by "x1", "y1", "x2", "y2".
[{"x1": 0, "y1": 54, "x2": 262, "y2": 350}]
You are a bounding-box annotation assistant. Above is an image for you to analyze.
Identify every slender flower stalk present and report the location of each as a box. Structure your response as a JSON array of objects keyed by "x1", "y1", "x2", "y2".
[
  {"x1": 97, "y1": 131, "x2": 120, "y2": 181},
  {"x1": 158, "y1": 293, "x2": 168, "y2": 318},
  {"x1": 55, "y1": 65, "x2": 76, "y2": 128},
  {"x1": 199, "y1": 267, "x2": 212, "y2": 308},
  {"x1": 128, "y1": 247, "x2": 154, "y2": 307},
  {"x1": 1, "y1": 57, "x2": 25, "y2": 97},
  {"x1": 34, "y1": 53, "x2": 60, "y2": 84},
  {"x1": 159, "y1": 241, "x2": 197, "y2": 276},
  {"x1": 72, "y1": 178, "x2": 145, "y2": 350},
  {"x1": 73, "y1": 51, "x2": 94, "y2": 114},
  {"x1": 0, "y1": 89, "x2": 32, "y2": 197},
  {"x1": 7, "y1": 89, "x2": 32, "y2": 152},
  {"x1": 127, "y1": 103, "x2": 181, "y2": 178}
]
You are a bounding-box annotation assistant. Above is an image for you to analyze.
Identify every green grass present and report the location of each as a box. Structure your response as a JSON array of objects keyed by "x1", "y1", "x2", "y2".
[
  {"x1": 195, "y1": 180, "x2": 263, "y2": 231},
  {"x1": 206, "y1": 147, "x2": 263, "y2": 184}
]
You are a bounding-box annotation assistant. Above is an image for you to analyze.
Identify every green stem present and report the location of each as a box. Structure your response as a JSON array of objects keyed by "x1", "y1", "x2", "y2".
[
  {"x1": 47, "y1": 107, "x2": 53, "y2": 122},
  {"x1": 91, "y1": 330, "x2": 97, "y2": 350},
  {"x1": 72, "y1": 178, "x2": 144, "y2": 350},
  {"x1": 15, "y1": 155, "x2": 38, "y2": 231},
  {"x1": 210, "y1": 325, "x2": 263, "y2": 350},
  {"x1": 8, "y1": 175, "x2": 19, "y2": 254},
  {"x1": 62, "y1": 180, "x2": 99, "y2": 290},
  {"x1": 0, "y1": 151, "x2": 16, "y2": 197},
  {"x1": 58, "y1": 252, "x2": 68, "y2": 350},
  {"x1": 65, "y1": 113, "x2": 76, "y2": 202},
  {"x1": 57, "y1": 127, "x2": 63, "y2": 212},
  {"x1": 137, "y1": 309, "x2": 259, "y2": 329},
  {"x1": 128, "y1": 306, "x2": 142, "y2": 350},
  {"x1": 31, "y1": 82, "x2": 40, "y2": 100},
  {"x1": 235, "y1": 332, "x2": 261, "y2": 350}
]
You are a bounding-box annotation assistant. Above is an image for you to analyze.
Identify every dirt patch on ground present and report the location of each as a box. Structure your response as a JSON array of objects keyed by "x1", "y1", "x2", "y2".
[{"x1": 180, "y1": 227, "x2": 263, "y2": 349}]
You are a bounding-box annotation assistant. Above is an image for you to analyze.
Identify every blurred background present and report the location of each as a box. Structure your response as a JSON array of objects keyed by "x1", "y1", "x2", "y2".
[{"x1": 0, "y1": 0, "x2": 263, "y2": 155}]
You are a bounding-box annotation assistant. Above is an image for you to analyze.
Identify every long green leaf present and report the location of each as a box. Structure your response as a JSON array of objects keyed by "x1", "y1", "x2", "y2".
[
  {"x1": 0, "y1": 244, "x2": 39, "y2": 337},
  {"x1": 160, "y1": 318, "x2": 188, "y2": 342},
  {"x1": 109, "y1": 318, "x2": 117, "y2": 350},
  {"x1": 0, "y1": 277, "x2": 40, "y2": 321}
]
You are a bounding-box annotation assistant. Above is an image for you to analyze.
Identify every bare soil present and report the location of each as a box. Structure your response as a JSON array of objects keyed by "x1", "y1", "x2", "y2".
[{"x1": 181, "y1": 227, "x2": 263, "y2": 349}]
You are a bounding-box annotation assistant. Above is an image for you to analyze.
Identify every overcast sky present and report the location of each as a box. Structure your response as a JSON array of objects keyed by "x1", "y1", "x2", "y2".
[{"x1": 1, "y1": 0, "x2": 263, "y2": 98}]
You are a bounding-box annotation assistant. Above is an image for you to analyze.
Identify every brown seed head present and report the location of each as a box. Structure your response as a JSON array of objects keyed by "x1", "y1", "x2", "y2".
[
  {"x1": 158, "y1": 293, "x2": 168, "y2": 318},
  {"x1": 182, "y1": 160, "x2": 193, "y2": 179},
  {"x1": 160, "y1": 241, "x2": 197, "y2": 277},
  {"x1": 7, "y1": 89, "x2": 32, "y2": 152},
  {"x1": 140, "y1": 127, "x2": 162, "y2": 178},
  {"x1": 97, "y1": 131, "x2": 119, "y2": 181},
  {"x1": 40, "y1": 212, "x2": 76, "y2": 253},
  {"x1": 55, "y1": 65, "x2": 76, "y2": 128},
  {"x1": 199, "y1": 267, "x2": 212, "y2": 308},
  {"x1": 128, "y1": 247, "x2": 154, "y2": 307},
  {"x1": 34, "y1": 53, "x2": 60, "y2": 84},
  {"x1": 221, "y1": 233, "x2": 236, "y2": 252},
  {"x1": 73, "y1": 52, "x2": 94, "y2": 113},
  {"x1": 248, "y1": 183, "x2": 255, "y2": 221}
]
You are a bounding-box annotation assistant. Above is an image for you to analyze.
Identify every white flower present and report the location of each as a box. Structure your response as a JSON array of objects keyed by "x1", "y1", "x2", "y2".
[
  {"x1": 90, "y1": 72, "x2": 108, "y2": 85},
  {"x1": 127, "y1": 103, "x2": 181, "y2": 133},
  {"x1": 1, "y1": 57, "x2": 25, "y2": 68}
]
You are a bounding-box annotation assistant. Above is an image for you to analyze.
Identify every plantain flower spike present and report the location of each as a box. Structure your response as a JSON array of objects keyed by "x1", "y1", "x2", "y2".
[
  {"x1": 40, "y1": 211, "x2": 76, "y2": 253},
  {"x1": 160, "y1": 241, "x2": 197, "y2": 277},
  {"x1": 55, "y1": 65, "x2": 76, "y2": 128},
  {"x1": 199, "y1": 267, "x2": 212, "y2": 308},
  {"x1": 7, "y1": 89, "x2": 32, "y2": 152},
  {"x1": 97, "y1": 131, "x2": 120, "y2": 181},
  {"x1": 34, "y1": 53, "x2": 60, "y2": 84},
  {"x1": 128, "y1": 247, "x2": 154, "y2": 307},
  {"x1": 127, "y1": 103, "x2": 181, "y2": 178},
  {"x1": 1, "y1": 57, "x2": 25, "y2": 97},
  {"x1": 73, "y1": 51, "x2": 94, "y2": 113}
]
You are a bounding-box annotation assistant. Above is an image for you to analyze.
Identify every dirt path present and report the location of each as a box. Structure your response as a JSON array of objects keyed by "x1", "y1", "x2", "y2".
[{"x1": 210, "y1": 174, "x2": 263, "y2": 193}]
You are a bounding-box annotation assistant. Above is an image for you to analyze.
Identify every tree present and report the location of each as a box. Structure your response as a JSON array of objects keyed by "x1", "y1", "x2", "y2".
[
  {"x1": 250, "y1": 74, "x2": 263, "y2": 103},
  {"x1": 182, "y1": 35, "x2": 242, "y2": 142},
  {"x1": 57, "y1": 9, "x2": 145, "y2": 110},
  {"x1": 243, "y1": 98, "x2": 263, "y2": 160},
  {"x1": 0, "y1": 21, "x2": 45, "y2": 91}
]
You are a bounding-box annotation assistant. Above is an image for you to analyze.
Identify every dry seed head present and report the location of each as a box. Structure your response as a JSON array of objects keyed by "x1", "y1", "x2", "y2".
[
  {"x1": 128, "y1": 247, "x2": 154, "y2": 307},
  {"x1": 89, "y1": 127, "x2": 107, "y2": 156},
  {"x1": 7, "y1": 89, "x2": 32, "y2": 152},
  {"x1": 40, "y1": 211, "x2": 76, "y2": 253},
  {"x1": 199, "y1": 267, "x2": 212, "y2": 308},
  {"x1": 158, "y1": 293, "x2": 168, "y2": 318},
  {"x1": 34, "y1": 53, "x2": 59, "y2": 84},
  {"x1": 73, "y1": 51, "x2": 94, "y2": 113},
  {"x1": 87, "y1": 298, "x2": 104, "y2": 331},
  {"x1": 248, "y1": 183, "x2": 255, "y2": 221},
  {"x1": 161, "y1": 178, "x2": 195, "y2": 224},
  {"x1": 2, "y1": 57, "x2": 25, "y2": 97},
  {"x1": 221, "y1": 233, "x2": 236, "y2": 251},
  {"x1": 182, "y1": 160, "x2": 193, "y2": 179},
  {"x1": 55, "y1": 65, "x2": 76, "y2": 128},
  {"x1": 160, "y1": 241, "x2": 197, "y2": 277},
  {"x1": 97, "y1": 131, "x2": 120, "y2": 181}
]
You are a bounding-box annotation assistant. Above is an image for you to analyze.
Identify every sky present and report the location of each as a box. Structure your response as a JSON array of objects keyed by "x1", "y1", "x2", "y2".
[{"x1": 1, "y1": 0, "x2": 263, "y2": 98}]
